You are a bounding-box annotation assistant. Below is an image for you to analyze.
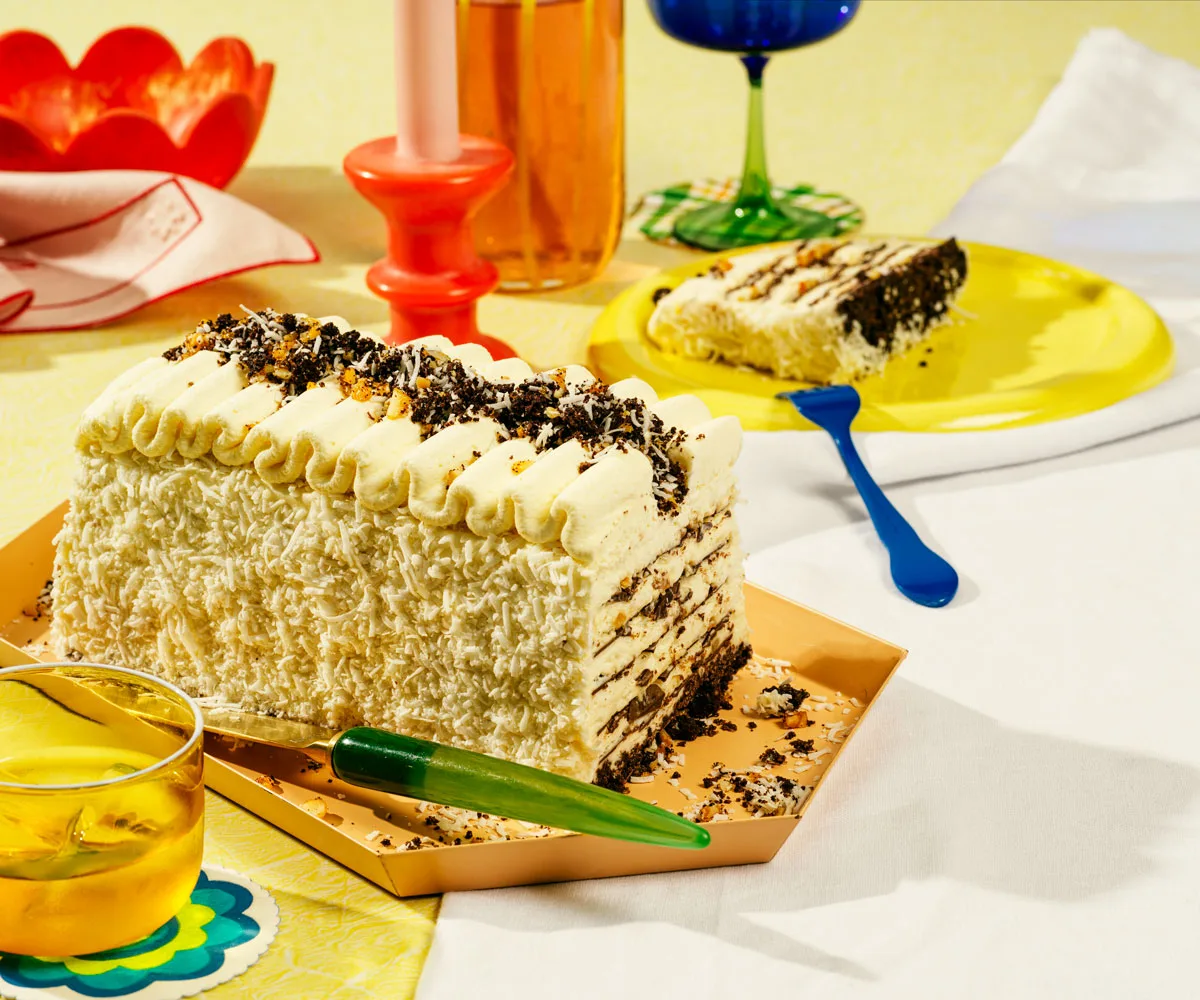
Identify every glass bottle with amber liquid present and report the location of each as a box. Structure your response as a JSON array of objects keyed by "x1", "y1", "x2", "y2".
[{"x1": 457, "y1": 0, "x2": 623, "y2": 292}]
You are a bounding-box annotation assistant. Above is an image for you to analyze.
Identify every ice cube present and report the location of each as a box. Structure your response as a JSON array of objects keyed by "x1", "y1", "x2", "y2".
[
  {"x1": 72, "y1": 804, "x2": 161, "y2": 852},
  {"x1": 0, "y1": 805, "x2": 74, "y2": 873}
]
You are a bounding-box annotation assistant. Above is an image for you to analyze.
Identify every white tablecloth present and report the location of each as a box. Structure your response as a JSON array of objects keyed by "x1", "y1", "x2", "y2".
[
  {"x1": 416, "y1": 30, "x2": 1200, "y2": 999},
  {"x1": 420, "y1": 421, "x2": 1200, "y2": 999}
]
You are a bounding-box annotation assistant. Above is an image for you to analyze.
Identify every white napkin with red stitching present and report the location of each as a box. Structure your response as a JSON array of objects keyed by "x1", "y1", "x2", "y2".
[{"x1": 0, "y1": 170, "x2": 317, "y2": 332}]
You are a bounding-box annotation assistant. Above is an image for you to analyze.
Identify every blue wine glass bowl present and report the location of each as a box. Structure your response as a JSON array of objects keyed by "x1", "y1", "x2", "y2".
[{"x1": 647, "y1": 0, "x2": 861, "y2": 54}]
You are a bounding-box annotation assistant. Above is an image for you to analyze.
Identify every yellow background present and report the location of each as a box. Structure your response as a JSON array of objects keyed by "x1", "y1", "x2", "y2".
[{"x1": 2, "y1": 1, "x2": 1199, "y2": 995}]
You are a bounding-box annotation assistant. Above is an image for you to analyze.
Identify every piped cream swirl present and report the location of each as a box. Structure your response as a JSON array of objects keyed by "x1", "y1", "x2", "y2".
[{"x1": 75, "y1": 321, "x2": 742, "y2": 561}]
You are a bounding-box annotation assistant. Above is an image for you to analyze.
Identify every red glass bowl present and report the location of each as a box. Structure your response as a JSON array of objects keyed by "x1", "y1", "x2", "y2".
[{"x1": 0, "y1": 27, "x2": 273, "y2": 189}]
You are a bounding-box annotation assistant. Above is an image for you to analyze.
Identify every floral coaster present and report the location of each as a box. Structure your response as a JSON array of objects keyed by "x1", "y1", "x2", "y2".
[
  {"x1": 0, "y1": 867, "x2": 278, "y2": 1000},
  {"x1": 631, "y1": 178, "x2": 863, "y2": 246}
]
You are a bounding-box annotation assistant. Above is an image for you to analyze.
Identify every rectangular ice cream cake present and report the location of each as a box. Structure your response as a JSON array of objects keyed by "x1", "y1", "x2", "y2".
[
  {"x1": 52, "y1": 310, "x2": 751, "y2": 788},
  {"x1": 647, "y1": 237, "x2": 968, "y2": 383}
]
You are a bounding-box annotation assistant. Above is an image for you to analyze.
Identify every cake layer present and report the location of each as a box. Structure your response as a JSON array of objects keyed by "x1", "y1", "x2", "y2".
[
  {"x1": 589, "y1": 599, "x2": 744, "y2": 768},
  {"x1": 589, "y1": 533, "x2": 737, "y2": 690},
  {"x1": 647, "y1": 237, "x2": 968, "y2": 383},
  {"x1": 588, "y1": 561, "x2": 738, "y2": 733},
  {"x1": 596, "y1": 636, "x2": 751, "y2": 790},
  {"x1": 584, "y1": 517, "x2": 749, "y2": 775},
  {"x1": 590, "y1": 505, "x2": 735, "y2": 653}
]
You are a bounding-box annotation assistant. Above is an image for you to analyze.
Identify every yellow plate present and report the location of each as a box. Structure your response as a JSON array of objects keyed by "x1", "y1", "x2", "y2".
[{"x1": 588, "y1": 240, "x2": 1175, "y2": 431}]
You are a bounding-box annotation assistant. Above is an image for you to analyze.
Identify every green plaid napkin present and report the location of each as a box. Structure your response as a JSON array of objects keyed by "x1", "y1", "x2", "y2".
[{"x1": 631, "y1": 178, "x2": 863, "y2": 246}]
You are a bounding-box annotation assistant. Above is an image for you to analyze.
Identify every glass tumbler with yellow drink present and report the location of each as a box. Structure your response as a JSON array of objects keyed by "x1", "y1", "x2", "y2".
[{"x1": 0, "y1": 663, "x2": 204, "y2": 957}]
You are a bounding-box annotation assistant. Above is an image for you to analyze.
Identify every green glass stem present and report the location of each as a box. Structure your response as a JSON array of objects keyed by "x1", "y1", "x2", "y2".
[
  {"x1": 734, "y1": 53, "x2": 775, "y2": 214},
  {"x1": 672, "y1": 52, "x2": 841, "y2": 252}
]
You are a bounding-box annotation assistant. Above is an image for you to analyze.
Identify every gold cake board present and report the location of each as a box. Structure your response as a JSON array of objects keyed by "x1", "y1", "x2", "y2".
[{"x1": 0, "y1": 503, "x2": 905, "y2": 896}]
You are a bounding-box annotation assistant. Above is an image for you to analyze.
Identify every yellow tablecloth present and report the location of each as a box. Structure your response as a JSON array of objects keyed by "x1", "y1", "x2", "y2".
[{"x1": 3, "y1": 2, "x2": 1199, "y2": 995}]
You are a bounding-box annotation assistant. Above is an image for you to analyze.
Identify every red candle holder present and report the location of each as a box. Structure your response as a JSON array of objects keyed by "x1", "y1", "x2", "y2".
[{"x1": 343, "y1": 134, "x2": 516, "y2": 358}]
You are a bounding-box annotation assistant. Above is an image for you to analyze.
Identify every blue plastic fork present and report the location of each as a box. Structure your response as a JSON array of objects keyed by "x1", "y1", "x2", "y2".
[{"x1": 778, "y1": 385, "x2": 959, "y2": 608}]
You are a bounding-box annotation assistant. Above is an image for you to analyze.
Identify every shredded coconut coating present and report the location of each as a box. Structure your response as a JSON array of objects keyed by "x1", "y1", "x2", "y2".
[{"x1": 52, "y1": 449, "x2": 751, "y2": 781}]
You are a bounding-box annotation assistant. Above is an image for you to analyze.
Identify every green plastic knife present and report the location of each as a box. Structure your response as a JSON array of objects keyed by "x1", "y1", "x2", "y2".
[{"x1": 202, "y1": 707, "x2": 710, "y2": 850}]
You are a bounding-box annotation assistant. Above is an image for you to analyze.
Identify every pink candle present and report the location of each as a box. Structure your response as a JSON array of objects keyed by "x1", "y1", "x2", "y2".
[{"x1": 393, "y1": 0, "x2": 461, "y2": 163}]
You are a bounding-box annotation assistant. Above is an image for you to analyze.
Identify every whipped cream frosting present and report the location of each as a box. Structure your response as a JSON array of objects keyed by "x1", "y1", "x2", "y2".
[{"x1": 77, "y1": 310, "x2": 742, "y2": 562}]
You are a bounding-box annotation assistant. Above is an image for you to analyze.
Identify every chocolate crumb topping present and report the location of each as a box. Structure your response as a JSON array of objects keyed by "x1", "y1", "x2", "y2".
[
  {"x1": 24, "y1": 578, "x2": 53, "y2": 622},
  {"x1": 758, "y1": 682, "x2": 809, "y2": 715},
  {"x1": 837, "y1": 239, "x2": 967, "y2": 349},
  {"x1": 162, "y1": 307, "x2": 690, "y2": 512},
  {"x1": 665, "y1": 714, "x2": 711, "y2": 744}
]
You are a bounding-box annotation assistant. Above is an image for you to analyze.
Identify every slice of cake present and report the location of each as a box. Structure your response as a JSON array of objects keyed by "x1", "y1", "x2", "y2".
[
  {"x1": 647, "y1": 237, "x2": 968, "y2": 383},
  {"x1": 51, "y1": 309, "x2": 750, "y2": 788}
]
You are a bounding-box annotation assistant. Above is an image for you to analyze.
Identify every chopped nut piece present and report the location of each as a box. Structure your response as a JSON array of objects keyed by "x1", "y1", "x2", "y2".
[
  {"x1": 386, "y1": 390, "x2": 412, "y2": 419},
  {"x1": 157, "y1": 306, "x2": 691, "y2": 510},
  {"x1": 254, "y1": 774, "x2": 283, "y2": 794},
  {"x1": 794, "y1": 243, "x2": 839, "y2": 268},
  {"x1": 301, "y1": 796, "x2": 328, "y2": 818}
]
